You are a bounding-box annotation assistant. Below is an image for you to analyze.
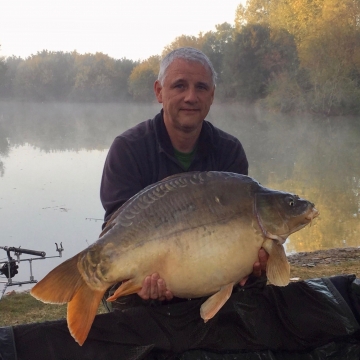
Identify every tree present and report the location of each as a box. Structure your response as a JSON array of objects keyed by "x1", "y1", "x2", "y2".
[
  {"x1": 71, "y1": 52, "x2": 120, "y2": 102},
  {"x1": 235, "y1": 0, "x2": 271, "y2": 29},
  {"x1": 1, "y1": 56, "x2": 23, "y2": 99},
  {"x1": 161, "y1": 35, "x2": 201, "y2": 57},
  {"x1": 297, "y1": 0, "x2": 360, "y2": 114},
  {"x1": 128, "y1": 56, "x2": 160, "y2": 102},
  {"x1": 236, "y1": 0, "x2": 360, "y2": 114},
  {"x1": 112, "y1": 58, "x2": 138, "y2": 101},
  {"x1": 200, "y1": 23, "x2": 235, "y2": 92},
  {"x1": 0, "y1": 56, "x2": 7, "y2": 98},
  {"x1": 222, "y1": 23, "x2": 298, "y2": 102},
  {"x1": 13, "y1": 51, "x2": 75, "y2": 101}
]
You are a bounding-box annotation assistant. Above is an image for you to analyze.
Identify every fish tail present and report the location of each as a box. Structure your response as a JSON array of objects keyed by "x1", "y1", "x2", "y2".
[
  {"x1": 30, "y1": 254, "x2": 83, "y2": 303},
  {"x1": 30, "y1": 254, "x2": 105, "y2": 346},
  {"x1": 67, "y1": 281, "x2": 105, "y2": 346}
]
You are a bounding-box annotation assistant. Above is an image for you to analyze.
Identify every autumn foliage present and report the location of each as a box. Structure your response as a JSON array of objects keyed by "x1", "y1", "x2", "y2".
[{"x1": 0, "y1": 0, "x2": 359, "y2": 115}]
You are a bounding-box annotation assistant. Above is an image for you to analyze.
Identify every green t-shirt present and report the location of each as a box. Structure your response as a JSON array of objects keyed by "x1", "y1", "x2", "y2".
[{"x1": 174, "y1": 147, "x2": 196, "y2": 170}]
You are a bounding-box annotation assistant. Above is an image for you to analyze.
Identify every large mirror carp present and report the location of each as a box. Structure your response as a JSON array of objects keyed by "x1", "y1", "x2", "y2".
[{"x1": 31, "y1": 171, "x2": 319, "y2": 345}]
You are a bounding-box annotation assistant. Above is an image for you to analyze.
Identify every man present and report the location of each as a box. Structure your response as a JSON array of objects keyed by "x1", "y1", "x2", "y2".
[
  {"x1": 1, "y1": 48, "x2": 359, "y2": 360},
  {"x1": 100, "y1": 47, "x2": 267, "y2": 304}
]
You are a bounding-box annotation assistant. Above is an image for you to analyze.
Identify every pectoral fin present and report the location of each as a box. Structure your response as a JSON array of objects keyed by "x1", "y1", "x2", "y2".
[
  {"x1": 200, "y1": 283, "x2": 234, "y2": 322},
  {"x1": 106, "y1": 279, "x2": 142, "y2": 301},
  {"x1": 262, "y1": 239, "x2": 290, "y2": 286}
]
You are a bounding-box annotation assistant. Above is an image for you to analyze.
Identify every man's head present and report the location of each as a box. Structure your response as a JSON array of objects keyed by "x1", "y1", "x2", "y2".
[
  {"x1": 154, "y1": 48, "x2": 216, "y2": 145},
  {"x1": 158, "y1": 47, "x2": 217, "y2": 87}
]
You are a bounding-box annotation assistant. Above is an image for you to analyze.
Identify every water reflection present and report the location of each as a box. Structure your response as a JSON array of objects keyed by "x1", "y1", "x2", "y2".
[
  {"x1": 0, "y1": 102, "x2": 161, "y2": 154},
  {"x1": 0, "y1": 101, "x2": 359, "y2": 259},
  {"x1": 0, "y1": 122, "x2": 10, "y2": 177},
  {"x1": 206, "y1": 107, "x2": 360, "y2": 252}
]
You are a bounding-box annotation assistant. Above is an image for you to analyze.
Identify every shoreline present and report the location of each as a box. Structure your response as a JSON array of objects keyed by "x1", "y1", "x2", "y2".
[{"x1": 287, "y1": 247, "x2": 360, "y2": 266}]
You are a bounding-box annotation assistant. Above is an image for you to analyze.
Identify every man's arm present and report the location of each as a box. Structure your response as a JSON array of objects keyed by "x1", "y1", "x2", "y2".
[
  {"x1": 212, "y1": 126, "x2": 249, "y2": 176},
  {"x1": 100, "y1": 136, "x2": 144, "y2": 227},
  {"x1": 222, "y1": 139, "x2": 249, "y2": 176}
]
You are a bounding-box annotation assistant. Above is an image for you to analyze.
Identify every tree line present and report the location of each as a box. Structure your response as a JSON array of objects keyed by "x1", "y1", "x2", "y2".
[
  {"x1": 0, "y1": 51, "x2": 137, "y2": 102},
  {"x1": 0, "y1": 0, "x2": 359, "y2": 115}
]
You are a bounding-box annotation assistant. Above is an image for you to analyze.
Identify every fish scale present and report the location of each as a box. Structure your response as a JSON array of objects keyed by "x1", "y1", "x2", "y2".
[{"x1": 31, "y1": 171, "x2": 319, "y2": 346}]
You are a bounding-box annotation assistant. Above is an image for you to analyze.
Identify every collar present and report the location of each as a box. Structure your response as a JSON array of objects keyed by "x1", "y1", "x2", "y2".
[{"x1": 153, "y1": 110, "x2": 216, "y2": 158}]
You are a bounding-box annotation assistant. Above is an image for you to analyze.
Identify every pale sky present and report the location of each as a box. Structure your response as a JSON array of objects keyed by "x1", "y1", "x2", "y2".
[{"x1": 0, "y1": 0, "x2": 245, "y2": 61}]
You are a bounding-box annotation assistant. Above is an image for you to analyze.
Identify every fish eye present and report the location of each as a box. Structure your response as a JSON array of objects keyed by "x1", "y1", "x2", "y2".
[
  {"x1": 285, "y1": 195, "x2": 296, "y2": 207},
  {"x1": 286, "y1": 196, "x2": 295, "y2": 207}
]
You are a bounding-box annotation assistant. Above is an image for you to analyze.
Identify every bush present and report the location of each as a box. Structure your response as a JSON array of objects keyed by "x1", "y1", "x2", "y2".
[{"x1": 260, "y1": 72, "x2": 307, "y2": 113}]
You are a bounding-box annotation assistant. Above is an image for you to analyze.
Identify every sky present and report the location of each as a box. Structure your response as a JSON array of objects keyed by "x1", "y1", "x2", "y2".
[{"x1": 0, "y1": 0, "x2": 245, "y2": 61}]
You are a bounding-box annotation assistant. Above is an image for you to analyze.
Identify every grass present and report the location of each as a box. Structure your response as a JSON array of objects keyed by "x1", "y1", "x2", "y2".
[
  {"x1": 0, "y1": 291, "x2": 67, "y2": 326},
  {"x1": 1, "y1": 260, "x2": 359, "y2": 327},
  {"x1": 0, "y1": 290, "x2": 107, "y2": 327}
]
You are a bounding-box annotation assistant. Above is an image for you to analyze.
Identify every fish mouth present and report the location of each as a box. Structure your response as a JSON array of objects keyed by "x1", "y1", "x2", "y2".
[
  {"x1": 305, "y1": 207, "x2": 320, "y2": 223},
  {"x1": 265, "y1": 206, "x2": 320, "y2": 244}
]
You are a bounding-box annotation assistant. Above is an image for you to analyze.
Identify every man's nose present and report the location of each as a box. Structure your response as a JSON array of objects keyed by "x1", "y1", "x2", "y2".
[{"x1": 184, "y1": 87, "x2": 197, "y2": 103}]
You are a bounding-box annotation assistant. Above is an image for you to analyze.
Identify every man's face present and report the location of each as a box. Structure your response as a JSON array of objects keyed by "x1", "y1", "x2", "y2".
[{"x1": 154, "y1": 59, "x2": 215, "y2": 134}]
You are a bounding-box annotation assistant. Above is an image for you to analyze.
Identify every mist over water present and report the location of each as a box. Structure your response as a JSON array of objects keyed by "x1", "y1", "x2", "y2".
[{"x1": 0, "y1": 101, "x2": 359, "y2": 287}]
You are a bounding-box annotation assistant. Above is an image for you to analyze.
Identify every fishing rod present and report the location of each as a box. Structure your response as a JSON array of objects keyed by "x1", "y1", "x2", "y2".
[{"x1": 0, "y1": 243, "x2": 64, "y2": 300}]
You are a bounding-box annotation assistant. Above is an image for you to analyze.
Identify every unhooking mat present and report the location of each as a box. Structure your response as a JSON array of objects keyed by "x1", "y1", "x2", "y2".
[{"x1": 1, "y1": 275, "x2": 360, "y2": 360}]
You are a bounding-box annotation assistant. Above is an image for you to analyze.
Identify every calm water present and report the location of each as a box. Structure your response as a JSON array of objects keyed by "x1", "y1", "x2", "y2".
[{"x1": 0, "y1": 101, "x2": 359, "y2": 288}]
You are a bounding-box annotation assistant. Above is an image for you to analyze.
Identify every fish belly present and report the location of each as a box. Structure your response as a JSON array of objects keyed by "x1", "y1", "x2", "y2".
[{"x1": 102, "y1": 218, "x2": 264, "y2": 299}]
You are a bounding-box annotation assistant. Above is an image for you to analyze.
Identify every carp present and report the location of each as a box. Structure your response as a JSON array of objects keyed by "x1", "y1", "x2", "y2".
[{"x1": 31, "y1": 171, "x2": 319, "y2": 345}]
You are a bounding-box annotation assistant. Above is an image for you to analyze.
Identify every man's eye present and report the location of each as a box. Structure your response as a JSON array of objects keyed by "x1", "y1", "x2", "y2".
[{"x1": 197, "y1": 85, "x2": 206, "y2": 90}]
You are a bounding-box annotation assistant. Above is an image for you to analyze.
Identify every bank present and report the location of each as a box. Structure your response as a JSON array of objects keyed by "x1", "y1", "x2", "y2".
[{"x1": 0, "y1": 247, "x2": 359, "y2": 327}]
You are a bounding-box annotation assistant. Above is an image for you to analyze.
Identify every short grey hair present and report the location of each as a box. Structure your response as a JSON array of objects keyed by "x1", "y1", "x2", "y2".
[{"x1": 158, "y1": 47, "x2": 217, "y2": 86}]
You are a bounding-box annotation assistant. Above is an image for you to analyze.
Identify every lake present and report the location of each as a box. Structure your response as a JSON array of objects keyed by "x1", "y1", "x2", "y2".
[{"x1": 0, "y1": 101, "x2": 359, "y2": 289}]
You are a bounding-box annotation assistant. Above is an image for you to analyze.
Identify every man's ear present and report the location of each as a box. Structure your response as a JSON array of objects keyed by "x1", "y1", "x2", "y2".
[
  {"x1": 154, "y1": 80, "x2": 163, "y2": 103},
  {"x1": 210, "y1": 85, "x2": 215, "y2": 105}
]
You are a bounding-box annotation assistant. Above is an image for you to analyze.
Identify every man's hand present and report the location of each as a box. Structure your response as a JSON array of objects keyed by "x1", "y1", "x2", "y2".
[
  {"x1": 137, "y1": 272, "x2": 173, "y2": 301},
  {"x1": 239, "y1": 248, "x2": 268, "y2": 286}
]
